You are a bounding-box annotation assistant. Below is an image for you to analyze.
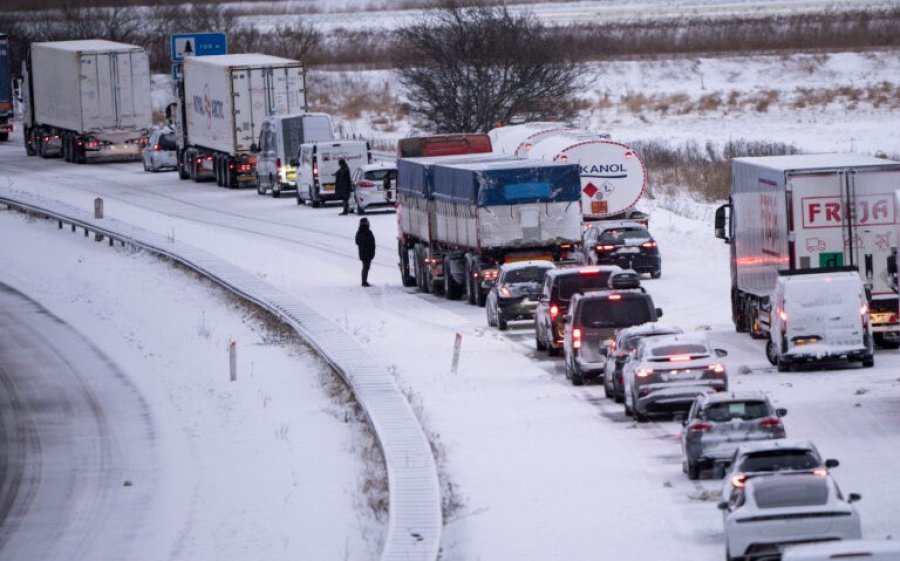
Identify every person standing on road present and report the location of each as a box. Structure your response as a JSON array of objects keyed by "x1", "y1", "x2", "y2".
[
  {"x1": 355, "y1": 217, "x2": 376, "y2": 287},
  {"x1": 335, "y1": 158, "x2": 352, "y2": 215}
]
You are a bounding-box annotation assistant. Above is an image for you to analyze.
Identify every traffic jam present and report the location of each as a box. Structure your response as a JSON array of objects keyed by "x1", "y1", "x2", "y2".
[{"x1": 8, "y1": 36, "x2": 900, "y2": 561}]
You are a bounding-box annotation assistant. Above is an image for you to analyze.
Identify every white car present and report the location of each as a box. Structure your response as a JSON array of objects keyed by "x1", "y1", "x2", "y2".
[
  {"x1": 719, "y1": 473, "x2": 861, "y2": 561},
  {"x1": 142, "y1": 128, "x2": 177, "y2": 172},
  {"x1": 350, "y1": 162, "x2": 397, "y2": 214}
]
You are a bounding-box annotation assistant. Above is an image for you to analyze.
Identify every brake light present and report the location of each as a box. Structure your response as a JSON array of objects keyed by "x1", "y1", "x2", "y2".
[
  {"x1": 608, "y1": 294, "x2": 622, "y2": 301},
  {"x1": 778, "y1": 309, "x2": 788, "y2": 322},
  {"x1": 499, "y1": 285, "x2": 512, "y2": 298},
  {"x1": 759, "y1": 417, "x2": 782, "y2": 428},
  {"x1": 812, "y1": 468, "x2": 828, "y2": 477},
  {"x1": 482, "y1": 269, "x2": 499, "y2": 281},
  {"x1": 859, "y1": 304, "x2": 868, "y2": 316},
  {"x1": 573, "y1": 327, "x2": 582, "y2": 349},
  {"x1": 641, "y1": 241, "x2": 657, "y2": 248},
  {"x1": 711, "y1": 363, "x2": 725, "y2": 374},
  {"x1": 275, "y1": 157, "x2": 281, "y2": 170},
  {"x1": 688, "y1": 422, "x2": 712, "y2": 432},
  {"x1": 550, "y1": 304, "x2": 559, "y2": 321},
  {"x1": 359, "y1": 180, "x2": 375, "y2": 189},
  {"x1": 669, "y1": 355, "x2": 691, "y2": 362},
  {"x1": 579, "y1": 267, "x2": 601, "y2": 274},
  {"x1": 313, "y1": 165, "x2": 319, "y2": 176},
  {"x1": 153, "y1": 143, "x2": 162, "y2": 151},
  {"x1": 596, "y1": 244, "x2": 616, "y2": 252},
  {"x1": 636, "y1": 368, "x2": 653, "y2": 378},
  {"x1": 731, "y1": 474, "x2": 747, "y2": 488}
]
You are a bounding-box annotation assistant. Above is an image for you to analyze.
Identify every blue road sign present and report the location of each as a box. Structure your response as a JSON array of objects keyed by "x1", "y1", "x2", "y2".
[
  {"x1": 170, "y1": 32, "x2": 227, "y2": 62},
  {"x1": 171, "y1": 62, "x2": 182, "y2": 81}
]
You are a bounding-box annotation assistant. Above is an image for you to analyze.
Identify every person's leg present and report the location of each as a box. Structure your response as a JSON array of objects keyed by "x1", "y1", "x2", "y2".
[
  {"x1": 362, "y1": 259, "x2": 371, "y2": 286},
  {"x1": 341, "y1": 197, "x2": 350, "y2": 214}
]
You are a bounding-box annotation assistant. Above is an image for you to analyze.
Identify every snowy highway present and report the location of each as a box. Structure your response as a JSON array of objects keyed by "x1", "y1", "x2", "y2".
[{"x1": 2, "y1": 135, "x2": 900, "y2": 560}]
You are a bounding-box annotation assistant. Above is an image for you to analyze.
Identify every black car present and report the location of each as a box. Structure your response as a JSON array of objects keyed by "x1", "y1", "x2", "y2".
[
  {"x1": 485, "y1": 260, "x2": 556, "y2": 330},
  {"x1": 582, "y1": 223, "x2": 661, "y2": 278}
]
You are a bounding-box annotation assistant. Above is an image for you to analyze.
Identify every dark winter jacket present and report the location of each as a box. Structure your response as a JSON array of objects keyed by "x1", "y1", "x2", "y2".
[
  {"x1": 355, "y1": 224, "x2": 376, "y2": 261},
  {"x1": 335, "y1": 163, "x2": 352, "y2": 200}
]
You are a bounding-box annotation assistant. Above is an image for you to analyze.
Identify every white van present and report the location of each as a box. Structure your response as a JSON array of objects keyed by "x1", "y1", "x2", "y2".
[
  {"x1": 765, "y1": 269, "x2": 874, "y2": 371},
  {"x1": 295, "y1": 140, "x2": 371, "y2": 207},
  {"x1": 255, "y1": 113, "x2": 335, "y2": 198},
  {"x1": 783, "y1": 539, "x2": 900, "y2": 561}
]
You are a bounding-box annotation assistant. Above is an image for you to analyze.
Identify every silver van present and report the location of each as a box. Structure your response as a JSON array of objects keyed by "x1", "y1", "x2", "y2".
[
  {"x1": 255, "y1": 113, "x2": 334, "y2": 198},
  {"x1": 765, "y1": 269, "x2": 874, "y2": 371}
]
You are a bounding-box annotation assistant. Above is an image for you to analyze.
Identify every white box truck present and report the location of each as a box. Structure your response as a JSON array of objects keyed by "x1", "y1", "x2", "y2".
[
  {"x1": 174, "y1": 53, "x2": 307, "y2": 188},
  {"x1": 295, "y1": 139, "x2": 371, "y2": 207},
  {"x1": 20, "y1": 39, "x2": 151, "y2": 162},
  {"x1": 714, "y1": 153, "x2": 900, "y2": 348}
]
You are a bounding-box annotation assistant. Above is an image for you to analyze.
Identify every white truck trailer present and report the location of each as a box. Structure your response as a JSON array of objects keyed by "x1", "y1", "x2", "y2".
[
  {"x1": 488, "y1": 122, "x2": 578, "y2": 158},
  {"x1": 527, "y1": 131, "x2": 647, "y2": 221},
  {"x1": 175, "y1": 53, "x2": 307, "y2": 188},
  {"x1": 20, "y1": 39, "x2": 151, "y2": 162},
  {"x1": 397, "y1": 156, "x2": 583, "y2": 305},
  {"x1": 714, "y1": 153, "x2": 900, "y2": 348}
]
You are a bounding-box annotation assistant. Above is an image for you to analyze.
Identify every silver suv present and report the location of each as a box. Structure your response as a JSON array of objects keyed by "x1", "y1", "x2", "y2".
[{"x1": 562, "y1": 289, "x2": 662, "y2": 386}]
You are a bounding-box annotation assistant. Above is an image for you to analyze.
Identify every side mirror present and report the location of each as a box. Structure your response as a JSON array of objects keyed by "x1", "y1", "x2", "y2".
[
  {"x1": 775, "y1": 408, "x2": 787, "y2": 417},
  {"x1": 717, "y1": 501, "x2": 729, "y2": 511},
  {"x1": 715, "y1": 348, "x2": 728, "y2": 357},
  {"x1": 714, "y1": 204, "x2": 732, "y2": 243},
  {"x1": 848, "y1": 493, "x2": 861, "y2": 503},
  {"x1": 825, "y1": 458, "x2": 840, "y2": 469},
  {"x1": 655, "y1": 307, "x2": 663, "y2": 318}
]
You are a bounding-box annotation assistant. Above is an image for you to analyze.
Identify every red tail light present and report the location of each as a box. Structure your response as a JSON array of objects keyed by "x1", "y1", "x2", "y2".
[
  {"x1": 608, "y1": 294, "x2": 622, "y2": 301},
  {"x1": 669, "y1": 355, "x2": 691, "y2": 362},
  {"x1": 688, "y1": 422, "x2": 712, "y2": 432},
  {"x1": 550, "y1": 304, "x2": 559, "y2": 321},
  {"x1": 711, "y1": 363, "x2": 725, "y2": 374},
  {"x1": 313, "y1": 165, "x2": 319, "y2": 176},
  {"x1": 596, "y1": 244, "x2": 616, "y2": 252},
  {"x1": 759, "y1": 417, "x2": 782, "y2": 428},
  {"x1": 275, "y1": 158, "x2": 281, "y2": 170},
  {"x1": 573, "y1": 327, "x2": 582, "y2": 349},
  {"x1": 359, "y1": 180, "x2": 375, "y2": 189},
  {"x1": 731, "y1": 474, "x2": 747, "y2": 488},
  {"x1": 153, "y1": 143, "x2": 162, "y2": 151},
  {"x1": 642, "y1": 241, "x2": 657, "y2": 248}
]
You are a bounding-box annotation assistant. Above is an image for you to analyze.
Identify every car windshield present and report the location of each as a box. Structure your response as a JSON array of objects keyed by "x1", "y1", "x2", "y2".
[
  {"x1": 599, "y1": 228, "x2": 652, "y2": 243},
  {"x1": 578, "y1": 298, "x2": 652, "y2": 328},
  {"x1": 158, "y1": 133, "x2": 176, "y2": 150},
  {"x1": 753, "y1": 477, "x2": 829, "y2": 508},
  {"x1": 739, "y1": 450, "x2": 821, "y2": 472},
  {"x1": 557, "y1": 272, "x2": 615, "y2": 300},
  {"x1": 703, "y1": 400, "x2": 769, "y2": 422},
  {"x1": 504, "y1": 266, "x2": 550, "y2": 284},
  {"x1": 649, "y1": 343, "x2": 708, "y2": 358}
]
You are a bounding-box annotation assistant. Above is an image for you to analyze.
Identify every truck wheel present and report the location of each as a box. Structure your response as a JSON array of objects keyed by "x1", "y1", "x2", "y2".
[
  {"x1": 535, "y1": 329, "x2": 547, "y2": 352},
  {"x1": 443, "y1": 257, "x2": 462, "y2": 300},
  {"x1": 310, "y1": 187, "x2": 321, "y2": 208},
  {"x1": 398, "y1": 243, "x2": 416, "y2": 287},
  {"x1": 464, "y1": 260, "x2": 476, "y2": 305},
  {"x1": 765, "y1": 339, "x2": 779, "y2": 366},
  {"x1": 862, "y1": 355, "x2": 874, "y2": 368},
  {"x1": 24, "y1": 128, "x2": 36, "y2": 156},
  {"x1": 651, "y1": 269, "x2": 661, "y2": 279}
]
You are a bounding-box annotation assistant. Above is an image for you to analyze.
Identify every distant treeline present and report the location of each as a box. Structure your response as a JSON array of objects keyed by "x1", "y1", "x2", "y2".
[{"x1": 1, "y1": 4, "x2": 898, "y2": 73}]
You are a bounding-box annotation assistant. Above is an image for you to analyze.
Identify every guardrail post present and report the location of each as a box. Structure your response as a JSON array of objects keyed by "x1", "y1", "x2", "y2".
[
  {"x1": 450, "y1": 332, "x2": 462, "y2": 375},
  {"x1": 94, "y1": 198, "x2": 104, "y2": 242},
  {"x1": 229, "y1": 340, "x2": 237, "y2": 382}
]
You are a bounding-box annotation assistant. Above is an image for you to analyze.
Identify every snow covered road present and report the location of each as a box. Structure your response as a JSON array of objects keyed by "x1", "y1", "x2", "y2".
[{"x1": 3, "y1": 134, "x2": 900, "y2": 560}]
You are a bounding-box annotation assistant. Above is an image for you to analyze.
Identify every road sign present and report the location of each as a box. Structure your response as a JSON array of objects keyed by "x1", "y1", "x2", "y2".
[
  {"x1": 170, "y1": 32, "x2": 227, "y2": 62},
  {"x1": 171, "y1": 62, "x2": 182, "y2": 81}
]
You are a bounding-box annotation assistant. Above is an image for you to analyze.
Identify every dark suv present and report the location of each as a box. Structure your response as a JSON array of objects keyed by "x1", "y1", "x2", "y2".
[
  {"x1": 534, "y1": 265, "x2": 621, "y2": 356},
  {"x1": 562, "y1": 289, "x2": 663, "y2": 385},
  {"x1": 581, "y1": 223, "x2": 661, "y2": 278}
]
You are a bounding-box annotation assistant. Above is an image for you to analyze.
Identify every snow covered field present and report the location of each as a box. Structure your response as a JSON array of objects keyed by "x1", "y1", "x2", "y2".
[{"x1": 3, "y1": 46, "x2": 900, "y2": 561}]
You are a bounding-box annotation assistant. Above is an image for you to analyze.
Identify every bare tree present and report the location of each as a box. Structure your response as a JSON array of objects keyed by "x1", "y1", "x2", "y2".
[{"x1": 393, "y1": 2, "x2": 584, "y2": 133}]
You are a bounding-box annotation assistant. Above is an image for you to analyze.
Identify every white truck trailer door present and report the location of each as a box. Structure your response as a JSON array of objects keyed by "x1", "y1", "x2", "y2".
[
  {"x1": 231, "y1": 67, "x2": 265, "y2": 152},
  {"x1": 80, "y1": 52, "x2": 112, "y2": 130},
  {"x1": 848, "y1": 169, "x2": 897, "y2": 296},
  {"x1": 269, "y1": 66, "x2": 307, "y2": 115}
]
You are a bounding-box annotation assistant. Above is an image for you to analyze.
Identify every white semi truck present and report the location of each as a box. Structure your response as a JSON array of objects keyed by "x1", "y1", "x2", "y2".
[
  {"x1": 714, "y1": 153, "x2": 900, "y2": 348},
  {"x1": 20, "y1": 39, "x2": 151, "y2": 162},
  {"x1": 174, "y1": 53, "x2": 307, "y2": 188}
]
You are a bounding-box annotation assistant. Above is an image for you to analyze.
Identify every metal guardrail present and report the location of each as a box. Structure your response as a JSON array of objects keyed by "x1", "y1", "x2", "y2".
[{"x1": 0, "y1": 190, "x2": 442, "y2": 561}]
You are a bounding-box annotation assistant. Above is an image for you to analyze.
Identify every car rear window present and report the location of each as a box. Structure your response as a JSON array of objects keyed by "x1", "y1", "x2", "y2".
[
  {"x1": 739, "y1": 450, "x2": 821, "y2": 472},
  {"x1": 600, "y1": 228, "x2": 652, "y2": 242},
  {"x1": 578, "y1": 297, "x2": 653, "y2": 328},
  {"x1": 556, "y1": 272, "x2": 614, "y2": 300},
  {"x1": 159, "y1": 133, "x2": 176, "y2": 150},
  {"x1": 753, "y1": 477, "x2": 829, "y2": 508},
  {"x1": 703, "y1": 401, "x2": 769, "y2": 422},
  {"x1": 504, "y1": 266, "x2": 550, "y2": 284},
  {"x1": 364, "y1": 169, "x2": 396, "y2": 181},
  {"x1": 649, "y1": 343, "x2": 708, "y2": 358}
]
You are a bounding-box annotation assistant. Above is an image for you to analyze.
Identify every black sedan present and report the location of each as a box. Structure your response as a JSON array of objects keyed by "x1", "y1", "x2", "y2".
[
  {"x1": 582, "y1": 222, "x2": 661, "y2": 278},
  {"x1": 485, "y1": 260, "x2": 555, "y2": 330}
]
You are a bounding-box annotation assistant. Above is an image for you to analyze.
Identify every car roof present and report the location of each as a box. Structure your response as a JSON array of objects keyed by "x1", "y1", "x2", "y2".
[
  {"x1": 590, "y1": 221, "x2": 649, "y2": 232},
  {"x1": 545, "y1": 265, "x2": 622, "y2": 279},
  {"x1": 735, "y1": 438, "x2": 818, "y2": 456},
  {"x1": 639, "y1": 332, "x2": 710, "y2": 350},
  {"x1": 618, "y1": 324, "x2": 683, "y2": 338},
  {"x1": 500, "y1": 260, "x2": 556, "y2": 272},
  {"x1": 359, "y1": 162, "x2": 397, "y2": 171},
  {"x1": 696, "y1": 390, "x2": 771, "y2": 405},
  {"x1": 572, "y1": 289, "x2": 650, "y2": 302}
]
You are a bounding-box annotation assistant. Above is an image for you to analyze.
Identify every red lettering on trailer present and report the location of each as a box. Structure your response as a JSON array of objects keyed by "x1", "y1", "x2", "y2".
[{"x1": 802, "y1": 194, "x2": 895, "y2": 228}]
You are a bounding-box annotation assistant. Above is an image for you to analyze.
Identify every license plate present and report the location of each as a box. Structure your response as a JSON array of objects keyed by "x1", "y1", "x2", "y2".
[
  {"x1": 618, "y1": 247, "x2": 640, "y2": 254},
  {"x1": 323, "y1": 183, "x2": 335, "y2": 192}
]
